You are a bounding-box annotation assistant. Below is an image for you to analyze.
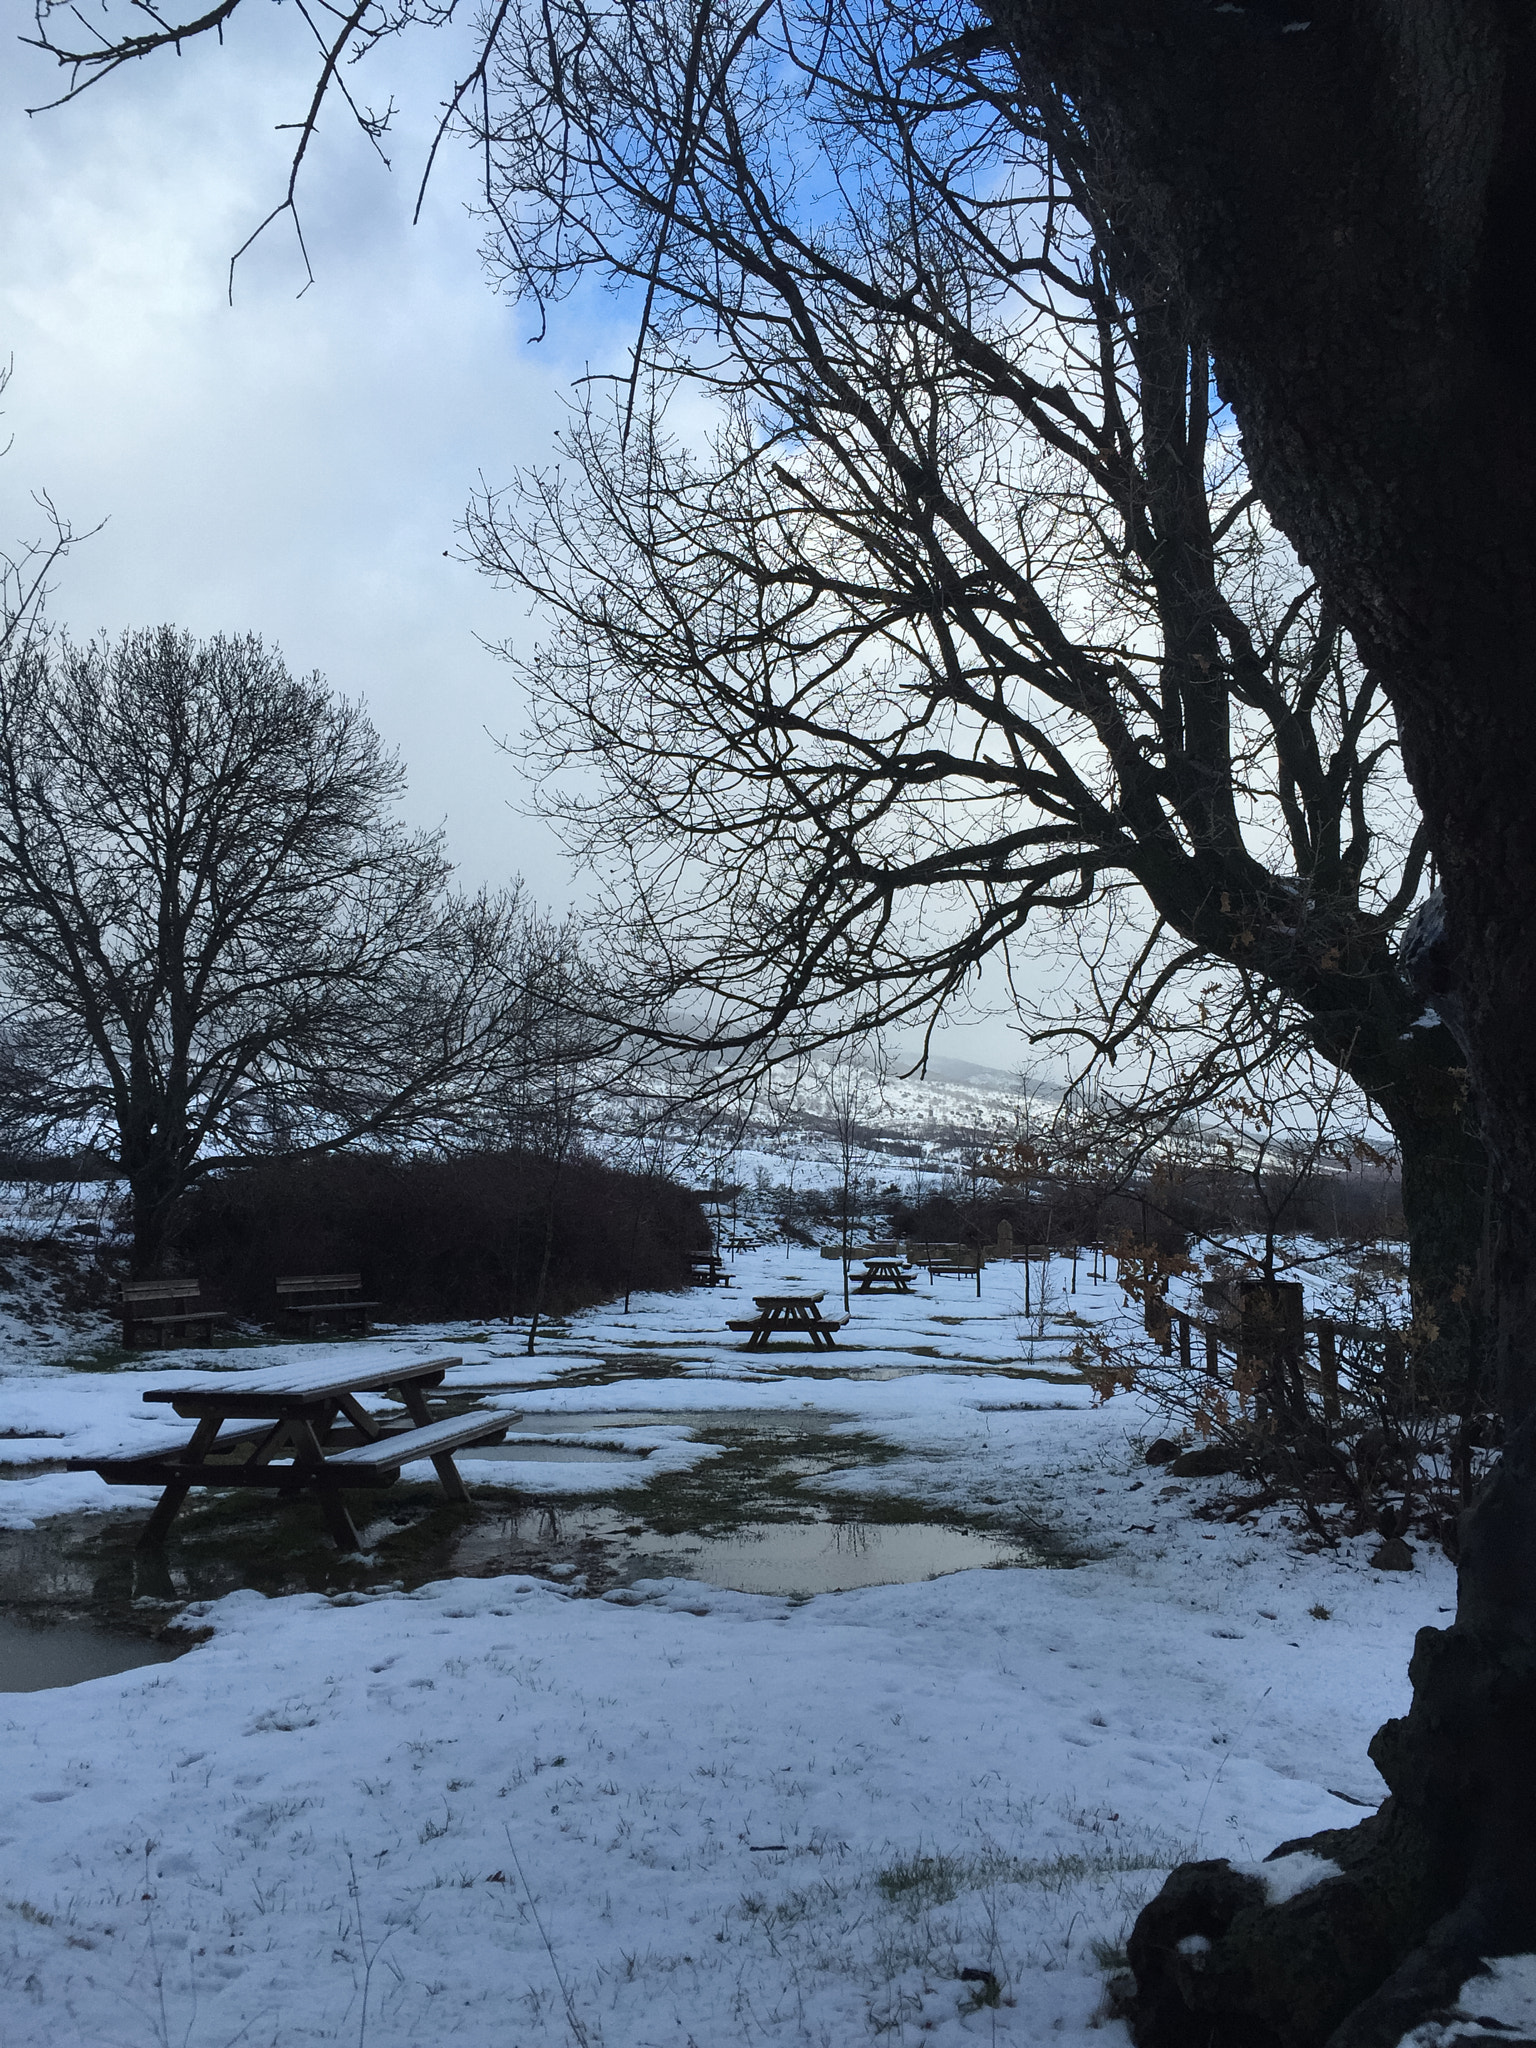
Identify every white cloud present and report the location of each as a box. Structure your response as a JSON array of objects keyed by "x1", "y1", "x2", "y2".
[
  {"x1": 0, "y1": 6, "x2": 1034, "y2": 1065},
  {"x1": 0, "y1": 0, "x2": 590, "y2": 897}
]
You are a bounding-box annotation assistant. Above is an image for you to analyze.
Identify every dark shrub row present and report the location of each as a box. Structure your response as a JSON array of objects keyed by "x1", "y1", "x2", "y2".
[
  {"x1": 887, "y1": 1164, "x2": 1403, "y2": 1255},
  {"x1": 178, "y1": 1149, "x2": 707, "y2": 1324}
]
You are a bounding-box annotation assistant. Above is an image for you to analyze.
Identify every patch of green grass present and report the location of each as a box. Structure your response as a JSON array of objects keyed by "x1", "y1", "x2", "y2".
[
  {"x1": 58, "y1": 1339, "x2": 149, "y2": 1372},
  {"x1": 611, "y1": 1421, "x2": 903, "y2": 1536},
  {"x1": 877, "y1": 1853, "x2": 964, "y2": 1906},
  {"x1": 877, "y1": 1843, "x2": 1174, "y2": 1912}
]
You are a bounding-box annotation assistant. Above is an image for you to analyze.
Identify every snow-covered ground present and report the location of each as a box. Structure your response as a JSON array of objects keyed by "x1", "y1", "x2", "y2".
[{"x1": 0, "y1": 1243, "x2": 1468, "y2": 2045}]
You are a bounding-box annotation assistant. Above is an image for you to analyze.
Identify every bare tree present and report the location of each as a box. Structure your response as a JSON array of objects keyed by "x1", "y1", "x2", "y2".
[
  {"x1": 820, "y1": 1044, "x2": 882, "y2": 1309},
  {"x1": 454, "y1": 0, "x2": 1477, "y2": 1400},
  {"x1": 0, "y1": 624, "x2": 550, "y2": 1267}
]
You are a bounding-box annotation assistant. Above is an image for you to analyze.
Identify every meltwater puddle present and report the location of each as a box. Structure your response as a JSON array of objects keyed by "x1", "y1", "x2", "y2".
[
  {"x1": 617, "y1": 1516, "x2": 1040, "y2": 1595},
  {"x1": 0, "y1": 1612, "x2": 184, "y2": 1692},
  {"x1": 0, "y1": 1403, "x2": 1064, "y2": 1664},
  {"x1": 463, "y1": 1443, "x2": 634, "y2": 1463}
]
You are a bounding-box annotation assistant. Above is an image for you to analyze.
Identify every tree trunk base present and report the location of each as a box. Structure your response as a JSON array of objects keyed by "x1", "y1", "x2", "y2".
[
  {"x1": 1123, "y1": 1813, "x2": 1485, "y2": 2047},
  {"x1": 1128, "y1": 1409, "x2": 1536, "y2": 2048}
]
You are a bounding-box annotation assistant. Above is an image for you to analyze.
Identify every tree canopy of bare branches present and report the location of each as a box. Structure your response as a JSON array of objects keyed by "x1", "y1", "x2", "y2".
[
  {"x1": 0, "y1": 623, "x2": 574, "y2": 1265},
  {"x1": 446, "y1": 0, "x2": 1477, "y2": 1385}
]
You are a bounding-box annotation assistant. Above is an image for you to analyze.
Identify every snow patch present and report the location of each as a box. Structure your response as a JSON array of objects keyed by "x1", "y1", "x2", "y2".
[{"x1": 1240, "y1": 1849, "x2": 1343, "y2": 1903}]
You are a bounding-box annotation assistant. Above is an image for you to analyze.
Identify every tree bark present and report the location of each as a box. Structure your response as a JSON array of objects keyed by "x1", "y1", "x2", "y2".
[
  {"x1": 981, "y1": 2, "x2": 1536, "y2": 2037},
  {"x1": 1338, "y1": 1019, "x2": 1487, "y2": 1410}
]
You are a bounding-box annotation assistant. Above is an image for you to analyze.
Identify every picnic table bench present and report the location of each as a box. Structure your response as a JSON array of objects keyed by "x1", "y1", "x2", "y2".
[
  {"x1": 852, "y1": 1256, "x2": 915, "y2": 1294},
  {"x1": 276, "y1": 1272, "x2": 380, "y2": 1334},
  {"x1": 689, "y1": 1250, "x2": 735, "y2": 1287},
  {"x1": 121, "y1": 1278, "x2": 230, "y2": 1349},
  {"x1": 727, "y1": 1291, "x2": 848, "y2": 1350},
  {"x1": 68, "y1": 1354, "x2": 508, "y2": 1552}
]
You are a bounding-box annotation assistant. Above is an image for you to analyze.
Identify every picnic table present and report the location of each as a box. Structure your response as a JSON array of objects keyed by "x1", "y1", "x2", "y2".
[
  {"x1": 727, "y1": 1291, "x2": 848, "y2": 1350},
  {"x1": 852, "y1": 1256, "x2": 915, "y2": 1294},
  {"x1": 67, "y1": 1354, "x2": 508, "y2": 1553}
]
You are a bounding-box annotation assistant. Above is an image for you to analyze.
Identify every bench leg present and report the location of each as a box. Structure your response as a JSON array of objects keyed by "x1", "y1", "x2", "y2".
[
  {"x1": 132, "y1": 1547, "x2": 178, "y2": 1600},
  {"x1": 431, "y1": 1452, "x2": 471, "y2": 1505},
  {"x1": 284, "y1": 1416, "x2": 363, "y2": 1550},
  {"x1": 138, "y1": 1480, "x2": 192, "y2": 1550},
  {"x1": 316, "y1": 1484, "x2": 363, "y2": 1551},
  {"x1": 136, "y1": 1413, "x2": 221, "y2": 1549}
]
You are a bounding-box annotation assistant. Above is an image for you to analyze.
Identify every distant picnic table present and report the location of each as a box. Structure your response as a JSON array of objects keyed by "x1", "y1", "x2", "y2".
[
  {"x1": 852, "y1": 1256, "x2": 915, "y2": 1294},
  {"x1": 688, "y1": 1249, "x2": 734, "y2": 1288},
  {"x1": 68, "y1": 1354, "x2": 508, "y2": 1552},
  {"x1": 727, "y1": 1291, "x2": 847, "y2": 1350}
]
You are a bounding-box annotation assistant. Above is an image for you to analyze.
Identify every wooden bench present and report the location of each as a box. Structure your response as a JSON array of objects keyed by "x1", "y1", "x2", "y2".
[
  {"x1": 68, "y1": 1354, "x2": 508, "y2": 1551},
  {"x1": 121, "y1": 1278, "x2": 230, "y2": 1349},
  {"x1": 276, "y1": 1272, "x2": 380, "y2": 1335},
  {"x1": 922, "y1": 1248, "x2": 983, "y2": 1295}
]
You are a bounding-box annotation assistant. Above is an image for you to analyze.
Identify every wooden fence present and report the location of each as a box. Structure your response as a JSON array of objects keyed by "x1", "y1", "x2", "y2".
[{"x1": 1153, "y1": 1282, "x2": 1406, "y2": 1422}]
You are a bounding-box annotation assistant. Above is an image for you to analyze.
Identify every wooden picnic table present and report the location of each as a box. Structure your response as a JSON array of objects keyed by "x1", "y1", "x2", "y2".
[
  {"x1": 853, "y1": 1256, "x2": 915, "y2": 1294},
  {"x1": 67, "y1": 1354, "x2": 509, "y2": 1553},
  {"x1": 689, "y1": 1250, "x2": 735, "y2": 1288},
  {"x1": 726, "y1": 1291, "x2": 848, "y2": 1350}
]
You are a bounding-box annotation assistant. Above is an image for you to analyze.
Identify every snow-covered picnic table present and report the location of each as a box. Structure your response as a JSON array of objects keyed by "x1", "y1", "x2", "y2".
[
  {"x1": 852, "y1": 1255, "x2": 916, "y2": 1293},
  {"x1": 727, "y1": 1289, "x2": 849, "y2": 1348},
  {"x1": 65, "y1": 1353, "x2": 507, "y2": 1551}
]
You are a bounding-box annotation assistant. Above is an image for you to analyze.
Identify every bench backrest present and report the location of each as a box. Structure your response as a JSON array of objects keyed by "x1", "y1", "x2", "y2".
[
  {"x1": 276, "y1": 1273, "x2": 361, "y2": 1296},
  {"x1": 122, "y1": 1278, "x2": 200, "y2": 1304}
]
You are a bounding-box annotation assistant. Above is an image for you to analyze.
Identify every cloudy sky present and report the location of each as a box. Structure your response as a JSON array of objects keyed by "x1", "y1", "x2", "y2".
[{"x1": 0, "y1": 5, "x2": 1026, "y2": 1070}]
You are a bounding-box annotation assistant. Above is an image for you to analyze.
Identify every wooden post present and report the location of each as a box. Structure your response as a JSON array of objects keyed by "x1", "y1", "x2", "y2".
[
  {"x1": 1145, "y1": 1278, "x2": 1172, "y2": 1354},
  {"x1": 1239, "y1": 1280, "x2": 1306, "y2": 1423},
  {"x1": 1178, "y1": 1310, "x2": 1192, "y2": 1373},
  {"x1": 1318, "y1": 1322, "x2": 1339, "y2": 1420},
  {"x1": 1384, "y1": 1329, "x2": 1406, "y2": 1408},
  {"x1": 1205, "y1": 1328, "x2": 1220, "y2": 1380}
]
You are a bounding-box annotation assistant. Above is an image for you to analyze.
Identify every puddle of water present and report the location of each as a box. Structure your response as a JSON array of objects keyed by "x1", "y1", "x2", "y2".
[
  {"x1": 460, "y1": 1443, "x2": 636, "y2": 1464},
  {"x1": 0, "y1": 1405, "x2": 1069, "y2": 1623},
  {"x1": 623, "y1": 1518, "x2": 1041, "y2": 1596},
  {"x1": 493, "y1": 1408, "x2": 852, "y2": 1434},
  {"x1": 0, "y1": 1613, "x2": 184, "y2": 1691}
]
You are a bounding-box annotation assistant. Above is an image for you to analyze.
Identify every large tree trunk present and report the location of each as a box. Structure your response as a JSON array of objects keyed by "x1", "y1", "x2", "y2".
[
  {"x1": 125, "y1": 1149, "x2": 184, "y2": 1276},
  {"x1": 982, "y1": 3, "x2": 1536, "y2": 2038},
  {"x1": 1357, "y1": 1024, "x2": 1487, "y2": 1413}
]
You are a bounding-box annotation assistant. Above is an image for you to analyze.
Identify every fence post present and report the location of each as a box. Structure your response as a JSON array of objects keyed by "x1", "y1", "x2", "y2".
[
  {"x1": 1205, "y1": 1328, "x2": 1220, "y2": 1380},
  {"x1": 1239, "y1": 1279, "x2": 1306, "y2": 1424},
  {"x1": 1178, "y1": 1310, "x2": 1192, "y2": 1373},
  {"x1": 1318, "y1": 1322, "x2": 1339, "y2": 1420},
  {"x1": 1384, "y1": 1330, "x2": 1406, "y2": 1409},
  {"x1": 1145, "y1": 1279, "x2": 1172, "y2": 1354}
]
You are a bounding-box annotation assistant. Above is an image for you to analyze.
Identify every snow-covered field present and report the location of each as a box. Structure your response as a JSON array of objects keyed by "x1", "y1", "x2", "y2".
[{"x1": 0, "y1": 1243, "x2": 1468, "y2": 2046}]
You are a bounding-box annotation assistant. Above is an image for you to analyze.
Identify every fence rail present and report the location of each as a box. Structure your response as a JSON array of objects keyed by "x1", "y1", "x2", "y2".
[{"x1": 1159, "y1": 1296, "x2": 1407, "y2": 1422}]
